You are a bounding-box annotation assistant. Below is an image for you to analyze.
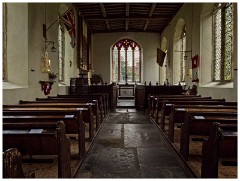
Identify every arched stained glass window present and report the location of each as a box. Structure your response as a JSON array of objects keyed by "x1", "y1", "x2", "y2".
[{"x1": 112, "y1": 39, "x2": 141, "y2": 83}]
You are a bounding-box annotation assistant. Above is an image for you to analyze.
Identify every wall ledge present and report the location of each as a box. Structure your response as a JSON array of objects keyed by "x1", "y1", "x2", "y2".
[
  {"x1": 58, "y1": 82, "x2": 70, "y2": 86},
  {"x1": 199, "y1": 82, "x2": 233, "y2": 89},
  {"x1": 3, "y1": 82, "x2": 28, "y2": 90}
]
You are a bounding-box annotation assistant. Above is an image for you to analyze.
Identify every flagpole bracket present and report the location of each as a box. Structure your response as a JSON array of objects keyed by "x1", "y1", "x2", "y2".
[{"x1": 42, "y1": 5, "x2": 73, "y2": 39}]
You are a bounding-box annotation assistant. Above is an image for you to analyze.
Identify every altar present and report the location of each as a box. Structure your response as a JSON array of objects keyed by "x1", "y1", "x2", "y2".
[{"x1": 118, "y1": 83, "x2": 135, "y2": 98}]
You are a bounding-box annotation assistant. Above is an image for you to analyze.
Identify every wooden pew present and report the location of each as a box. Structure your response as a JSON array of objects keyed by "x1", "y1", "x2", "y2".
[
  {"x1": 3, "y1": 108, "x2": 86, "y2": 158},
  {"x1": 148, "y1": 94, "x2": 201, "y2": 117},
  {"x1": 3, "y1": 121, "x2": 71, "y2": 178},
  {"x1": 168, "y1": 105, "x2": 237, "y2": 142},
  {"x1": 54, "y1": 94, "x2": 106, "y2": 115},
  {"x1": 135, "y1": 85, "x2": 183, "y2": 110},
  {"x1": 42, "y1": 96, "x2": 105, "y2": 121},
  {"x1": 201, "y1": 122, "x2": 237, "y2": 178},
  {"x1": 3, "y1": 148, "x2": 35, "y2": 178},
  {"x1": 180, "y1": 111, "x2": 237, "y2": 160},
  {"x1": 152, "y1": 96, "x2": 213, "y2": 119},
  {"x1": 22, "y1": 98, "x2": 102, "y2": 129},
  {"x1": 13, "y1": 103, "x2": 95, "y2": 140},
  {"x1": 155, "y1": 99, "x2": 236, "y2": 130},
  {"x1": 56, "y1": 93, "x2": 109, "y2": 116},
  {"x1": 34, "y1": 98, "x2": 103, "y2": 125}
]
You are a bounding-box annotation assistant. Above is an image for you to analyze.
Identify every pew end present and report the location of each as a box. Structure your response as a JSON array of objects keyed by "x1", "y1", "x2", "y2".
[{"x1": 3, "y1": 148, "x2": 35, "y2": 178}]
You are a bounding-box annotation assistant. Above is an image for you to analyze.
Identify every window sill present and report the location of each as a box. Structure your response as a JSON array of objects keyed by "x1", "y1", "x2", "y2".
[
  {"x1": 199, "y1": 81, "x2": 233, "y2": 88},
  {"x1": 3, "y1": 82, "x2": 28, "y2": 90},
  {"x1": 58, "y1": 82, "x2": 70, "y2": 86}
]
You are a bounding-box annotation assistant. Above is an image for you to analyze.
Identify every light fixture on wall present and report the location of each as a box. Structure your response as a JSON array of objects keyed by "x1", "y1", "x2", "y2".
[
  {"x1": 45, "y1": 41, "x2": 56, "y2": 52},
  {"x1": 41, "y1": 41, "x2": 56, "y2": 73}
]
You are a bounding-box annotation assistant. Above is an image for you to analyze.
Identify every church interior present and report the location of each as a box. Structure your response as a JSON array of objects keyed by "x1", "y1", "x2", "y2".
[{"x1": 2, "y1": 2, "x2": 238, "y2": 178}]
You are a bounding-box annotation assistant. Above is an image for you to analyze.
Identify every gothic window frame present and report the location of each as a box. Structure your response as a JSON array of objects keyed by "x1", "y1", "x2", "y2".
[
  {"x1": 112, "y1": 39, "x2": 141, "y2": 83},
  {"x1": 213, "y1": 3, "x2": 233, "y2": 82}
]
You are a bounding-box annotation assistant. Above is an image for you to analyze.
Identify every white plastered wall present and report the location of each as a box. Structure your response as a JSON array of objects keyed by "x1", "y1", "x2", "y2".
[
  {"x1": 92, "y1": 32, "x2": 160, "y2": 85},
  {"x1": 3, "y1": 3, "x2": 75, "y2": 104},
  {"x1": 160, "y1": 3, "x2": 237, "y2": 101}
]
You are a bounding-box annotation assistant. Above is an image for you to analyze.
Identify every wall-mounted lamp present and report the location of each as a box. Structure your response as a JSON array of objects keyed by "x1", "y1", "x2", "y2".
[{"x1": 45, "y1": 41, "x2": 56, "y2": 52}]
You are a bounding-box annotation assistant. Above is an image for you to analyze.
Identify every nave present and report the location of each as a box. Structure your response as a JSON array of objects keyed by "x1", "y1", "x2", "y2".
[
  {"x1": 3, "y1": 95, "x2": 237, "y2": 178},
  {"x1": 75, "y1": 108, "x2": 194, "y2": 178}
]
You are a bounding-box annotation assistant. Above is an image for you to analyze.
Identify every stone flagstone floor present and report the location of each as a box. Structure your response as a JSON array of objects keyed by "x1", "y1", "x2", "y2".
[{"x1": 75, "y1": 108, "x2": 194, "y2": 178}]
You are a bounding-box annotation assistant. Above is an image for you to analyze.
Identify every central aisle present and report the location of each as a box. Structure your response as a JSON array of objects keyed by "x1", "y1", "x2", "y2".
[{"x1": 75, "y1": 109, "x2": 194, "y2": 178}]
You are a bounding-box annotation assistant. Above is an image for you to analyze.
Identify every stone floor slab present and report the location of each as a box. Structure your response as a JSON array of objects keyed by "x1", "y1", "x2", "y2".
[
  {"x1": 137, "y1": 147, "x2": 183, "y2": 167},
  {"x1": 124, "y1": 124, "x2": 165, "y2": 148},
  {"x1": 75, "y1": 109, "x2": 194, "y2": 178},
  {"x1": 140, "y1": 165, "x2": 191, "y2": 178}
]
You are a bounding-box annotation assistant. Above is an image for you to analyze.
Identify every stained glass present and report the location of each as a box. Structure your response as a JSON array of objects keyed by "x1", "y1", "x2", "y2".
[
  {"x1": 214, "y1": 9, "x2": 222, "y2": 80},
  {"x1": 58, "y1": 23, "x2": 64, "y2": 81},
  {"x1": 224, "y1": 4, "x2": 233, "y2": 80},
  {"x1": 112, "y1": 46, "x2": 118, "y2": 82},
  {"x1": 214, "y1": 3, "x2": 233, "y2": 81},
  {"x1": 180, "y1": 34, "x2": 186, "y2": 82},
  {"x1": 134, "y1": 47, "x2": 140, "y2": 82},
  {"x1": 120, "y1": 47, "x2": 125, "y2": 82},
  {"x1": 127, "y1": 49, "x2": 133, "y2": 81},
  {"x1": 112, "y1": 39, "x2": 141, "y2": 82}
]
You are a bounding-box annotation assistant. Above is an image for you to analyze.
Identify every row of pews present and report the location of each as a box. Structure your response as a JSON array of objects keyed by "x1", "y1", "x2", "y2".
[
  {"x1": 148, "y1": 94, "x2": 237, "y2": 178},
  {"x1": 3, "y1": 93, "x2": 109, "y2": 178}
]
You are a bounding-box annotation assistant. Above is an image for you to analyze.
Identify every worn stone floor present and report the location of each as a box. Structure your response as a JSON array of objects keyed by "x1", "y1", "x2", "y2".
[{"x1": 75, "y1": 107, "x2": 194, "y2": 178}]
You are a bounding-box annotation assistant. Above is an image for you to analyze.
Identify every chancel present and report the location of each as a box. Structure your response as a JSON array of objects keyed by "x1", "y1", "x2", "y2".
[{"x1": 2, "y1": 2, "x2": 237, "y2": 179}]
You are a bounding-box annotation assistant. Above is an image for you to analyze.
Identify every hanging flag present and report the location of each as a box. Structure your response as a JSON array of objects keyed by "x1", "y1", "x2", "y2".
[
  {"x1": 157, "y1": 48, "x2": 166, "y2": 67},
  {"x1": 60, "y1": 7, "x2": 76, "y2": 48},
  {"x1": 191, "y1": 54, "x2": 199, "y2": 82}
]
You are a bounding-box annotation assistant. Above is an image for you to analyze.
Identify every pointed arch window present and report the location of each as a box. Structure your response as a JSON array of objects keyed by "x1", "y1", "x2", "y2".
[
  {"x1": 213, "y1": 3, "x2": 233, "y2": 81},
  {"x1": 112, "y1": 39, "x2": 141, "y2": 83}
]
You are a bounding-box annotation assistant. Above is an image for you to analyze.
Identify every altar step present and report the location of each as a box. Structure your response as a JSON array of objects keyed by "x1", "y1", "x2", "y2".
[
  {"x1": 118, "y1": 96, "x2": 134, "y2": 99},
  {"x1": 117, "y1": 99, "x2": 135, "y2": 108}
]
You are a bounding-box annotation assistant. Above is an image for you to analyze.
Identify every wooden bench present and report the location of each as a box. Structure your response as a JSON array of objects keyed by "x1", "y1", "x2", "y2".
[
  {"x1": 135, "y1": 85, "x2": 183, "y2": 110},
  {"x1": 3, "y1": 108, "x2": 86, "y2": 158},
  {"x1": 168, "y1": 105, "x2": 237, "y2": 142},
  {"x1": 56, "y1": 93, "x2": 109, "y2": 116},
  {"x1": 3, "y1": 121, "x2": 71, "y2": 178},
  {"x1": 148, "y1": 94, "x2": 201, "y2": 117},
  {"x1": 54, "y1": 94, "x2": 107, "y2": 115},
  {"x1": 180, "y1": 111, "x2": 237, "y2": 160},
  {"x1": 13, "y1": 103, "x2": 95, "y2": 141},
  {"x1": 22, "y1": 99, "x2": 102, "y2": 129},
  {"x1": 3, "y1": 148, "x2": 35, "y2": 178},
  {"x1": 155, "y1": 99, "x2": 236, "y2": 130},
  {"x1": 42, "y1": 96, "x2": 105, "y2": 121},
  {"x1": 152, "y1": 96, "x2": 213, "y2": 119},
  {"x1": 201, "y1": 122, "x2": 237, "y2": 178}
]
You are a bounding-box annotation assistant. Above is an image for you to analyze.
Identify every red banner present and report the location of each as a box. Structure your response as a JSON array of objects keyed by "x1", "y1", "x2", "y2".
[{"x1": 191, "y1": 54, "x2": 199, "y2": 82}]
